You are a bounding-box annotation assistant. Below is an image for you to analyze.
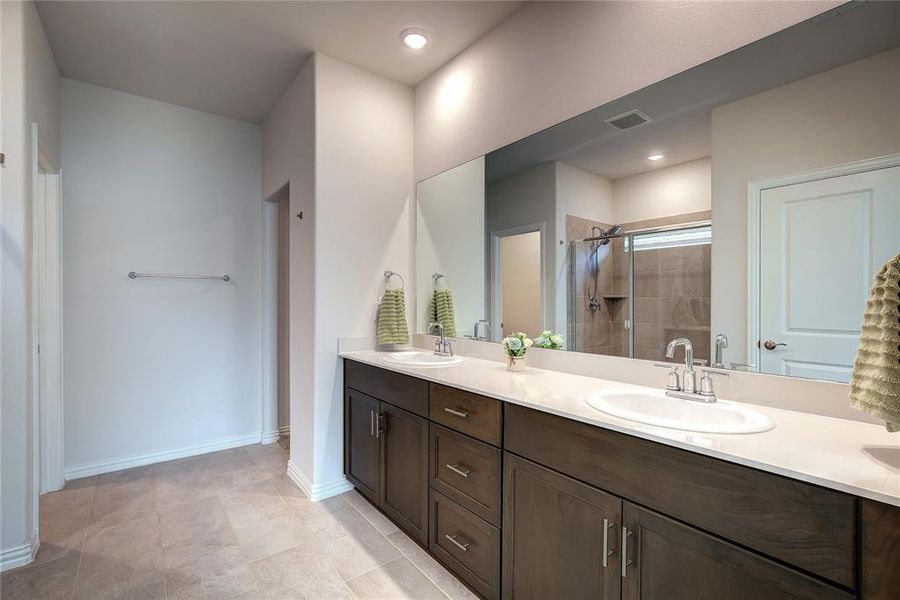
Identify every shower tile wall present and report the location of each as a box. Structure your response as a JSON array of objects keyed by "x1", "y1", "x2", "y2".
[
  {"x1": 628, "y1": 210, "x2": 712, "y2": 364},
  {"x1": 566, "y1": 215, "x2": 628, "y2": 356},
  {"x1": 567, "y1": 211, "x2": 711, "y2": 362}
]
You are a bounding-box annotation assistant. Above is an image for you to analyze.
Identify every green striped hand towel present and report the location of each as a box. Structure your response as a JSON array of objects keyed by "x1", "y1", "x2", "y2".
[
  {"x1": 430, "y1": 289, "x2": 457, "y2": 338},
  {"x1": 377, "y1": 289, "x2": 409, "y2": 345}
]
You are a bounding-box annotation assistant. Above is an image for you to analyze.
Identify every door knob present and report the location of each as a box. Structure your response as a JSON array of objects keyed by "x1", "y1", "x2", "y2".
[{"x1": 762, "y1": 340, "x2": 787, "y2": 351}]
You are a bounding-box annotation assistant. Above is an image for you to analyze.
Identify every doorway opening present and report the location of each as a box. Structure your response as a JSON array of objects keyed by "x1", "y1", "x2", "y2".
[
  {"x1": 263, "y1": 183, "x2": 290, "y2": 449},
  {"x1": 33, "y1": 123, "x2": 64, "y2": 496},
  {"x1": 491, "y1": 226, "x2": 543, "y2": 340}
]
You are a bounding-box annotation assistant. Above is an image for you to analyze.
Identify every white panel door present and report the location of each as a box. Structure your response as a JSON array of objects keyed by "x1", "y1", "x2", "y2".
[{"x1": 759, "y1": 166, "x2": 900, "y2": 382}]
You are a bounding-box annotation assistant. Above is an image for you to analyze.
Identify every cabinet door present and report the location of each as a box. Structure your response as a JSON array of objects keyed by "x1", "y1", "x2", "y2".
[
  {"x1": 380, "y1": 402, "x2": 429, "y2": 545},
  {"x1": 344, "y1": 389, "x2": 380, "y2": 502},
  {"x1": 502, "y1": 453, "x2": 622, "y2": 600},
  {"x1": 622, "y1": 502, "x2": 852, "y2": 600}
]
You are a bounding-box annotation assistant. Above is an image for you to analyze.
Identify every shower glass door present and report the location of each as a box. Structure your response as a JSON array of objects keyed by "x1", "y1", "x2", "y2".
[
  {"x1": 569, "y1": 224, "x2": 711, "y2": 362},
  {"x1": 568, "y1": 235, "x2": 631, "y2": 357}
]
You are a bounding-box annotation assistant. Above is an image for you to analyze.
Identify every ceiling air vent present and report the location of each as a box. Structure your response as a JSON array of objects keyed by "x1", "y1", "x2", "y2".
[{"x1": 605, "y1": 109, "x2": 652, "y2": 131}]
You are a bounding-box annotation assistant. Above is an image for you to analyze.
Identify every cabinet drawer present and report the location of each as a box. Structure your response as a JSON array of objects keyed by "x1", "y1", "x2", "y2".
[
  {"x1": 430, "y1": 383, "x2": 502, "y2": 446},
  {"x1": 345, "y1": 360, "x2": 429, "y2": 417},
  {"x1": 430, "y1": 424, "x2": 502, "y2": 526},
  {"x1": 505, "y1": 403, "x2": 856, "y2": 588},
  {"x1": 430, "y1": 490, "x2": 501, "y2": 600}
]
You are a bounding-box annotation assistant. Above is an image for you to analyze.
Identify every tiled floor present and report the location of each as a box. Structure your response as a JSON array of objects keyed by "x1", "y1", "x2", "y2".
[{"x1": 0, "y1": 444, "x2": 476, "y2": 600}]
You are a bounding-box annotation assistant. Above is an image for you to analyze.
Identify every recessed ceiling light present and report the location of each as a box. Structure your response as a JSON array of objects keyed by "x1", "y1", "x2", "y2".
[
  {"x1": 401, "y1": 29, "x2": 428, "y2": 50},
  {"x1": 648, "y1": 153, "x2": 664, "y2": 161}
]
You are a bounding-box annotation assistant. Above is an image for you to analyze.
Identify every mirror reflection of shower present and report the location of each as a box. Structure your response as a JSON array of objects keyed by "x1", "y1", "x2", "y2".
[{"x1": 586, "y1": 225, "x2": 622, "y2": 312}]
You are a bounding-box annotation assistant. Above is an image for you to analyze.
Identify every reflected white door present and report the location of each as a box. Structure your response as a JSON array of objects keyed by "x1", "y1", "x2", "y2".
[{"x1": 759, "y1": 166, "x2": 900, "y2": 382}]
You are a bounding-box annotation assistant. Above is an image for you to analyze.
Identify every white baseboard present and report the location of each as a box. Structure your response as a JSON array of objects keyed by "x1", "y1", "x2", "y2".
[
  {"x1": 261, "y1": 430, "x2": 281, "y2": 444},
  {"x1": 286, "y1": 460, "x2": 353, "y2": 502},
  {"x1": 64, "y1": 432, "x2": 262, "y2": 480},
  {"x1": 278, "y1": 425, "x2": 290, "y2": 435},
  {"x1": 1, "y1": 531, "x2": 38, "y2": 572}
]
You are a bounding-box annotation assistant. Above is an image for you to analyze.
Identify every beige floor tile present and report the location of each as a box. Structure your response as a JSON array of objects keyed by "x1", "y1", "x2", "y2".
[
  {"x1": 250, "y1": 544, "x2": 352, "y2": 599},
  {"x1": 17, "y1": 446, "x2": 467, "y2": 600},
  {"x1": 159, "y1": 495, "x2": 233, "y2": 549},
  {"x1": 229, "y1": 510, "x2": 314, "y2": 562},
  {"x1": 164, "y1": 543, "x2": 258, "y2": 600},
  {"x1": 323, "y1": 528, "x2": 401, "y2": 581},
  {"x1": 345, "y1": 557, "x2": 448, "y2": 600},
  {"x1": 73, "y1": 539, "x2": 166, "y2": 600},
  {"x1": 0, "y1": 553, "x2": 80, "y2": 600},
  {"x1": 386, "y1": 531, "x2": 477, "y2": 600},
  {"x1": 343, "y1": 490, "x2": 400, "y2": 536}
]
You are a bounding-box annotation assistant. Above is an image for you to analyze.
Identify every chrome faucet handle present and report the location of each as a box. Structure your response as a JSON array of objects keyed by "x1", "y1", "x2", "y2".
[
  {"x1": 653, "y1": 363, "x2": 681, "y2": 391},
  {"x1": 698, "y1": 368, "x2": 729, "y2": 400}
]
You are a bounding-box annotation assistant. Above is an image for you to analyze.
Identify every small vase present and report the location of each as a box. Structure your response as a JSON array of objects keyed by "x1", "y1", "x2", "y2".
[{"x1": 507, "y1": 355, "x2": 526, "y2": 372}]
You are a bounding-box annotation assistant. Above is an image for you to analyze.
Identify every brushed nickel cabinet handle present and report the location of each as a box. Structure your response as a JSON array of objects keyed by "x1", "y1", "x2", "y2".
[
  {"x1": 621, "y1": 526, "x2": 633, "y2": 578},
  {"x1": 443, "y1": 407, "x2": 469, "y2": 418},
  {"x1": 375, "y1": 413, "x2": 384, "y2": 439},
  {"x1": 602, "y1": 518, "x2": 615, "y2": 568},
  {"x1": 370, "y1": 410, "x2": 375, "y2": 437},
  {"x1": 445, "y1": 464, "x2": 471, "y2": 478},
  {"x1": 445, "y1": 533, "x2": 470, "y2": 552}
]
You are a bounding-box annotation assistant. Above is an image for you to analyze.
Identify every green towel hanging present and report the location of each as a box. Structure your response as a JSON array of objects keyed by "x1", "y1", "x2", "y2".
[
  {"x1": 377, "y1": 289, "x2": 409, "y2": 345},
  {"x1": 849, "y1": 252, "x2": 900, "y2": 432},
  {"x1": 430, "y1": 288, "x2": 457, "y2": 338}
]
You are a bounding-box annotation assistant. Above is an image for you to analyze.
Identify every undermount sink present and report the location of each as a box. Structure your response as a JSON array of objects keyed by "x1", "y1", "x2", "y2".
[
  {"x1": 382, "y1": 351, "x2": 464, "y2": 368},
  {"x1": 585, "y1": 388, "x2": 774, "y2": 434}
]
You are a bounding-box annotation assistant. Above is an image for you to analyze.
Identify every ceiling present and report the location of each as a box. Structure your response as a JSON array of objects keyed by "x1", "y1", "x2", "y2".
[
  {"x1": 36, "y1": 1, "x2": 522, "y2": 124},
  {"x1": 485, "y1": 0, "x2": 900, "y2": 182}
]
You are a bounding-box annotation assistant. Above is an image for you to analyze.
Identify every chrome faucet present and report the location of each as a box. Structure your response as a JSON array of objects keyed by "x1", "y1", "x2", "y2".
[
  {"x1": 712, "y1": 333, "x2": 728, "y2": 368},
  {"x1": 656, "y1": 337, "x2": 727, "y2": 403},
  {"x1": 473, "y1": 319, "x2": 491, "y2": 341},
  {"x1": 666, "y1": 337, "x2": 696, "y2": 394},
  {"x1": 429, "y1": 322, "x2": 453, "y2": 357}
]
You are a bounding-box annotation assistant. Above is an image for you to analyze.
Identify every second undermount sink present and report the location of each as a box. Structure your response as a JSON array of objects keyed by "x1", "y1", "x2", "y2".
[
  {"x1": 382, "y1": 351, "x2": 464, "y2": 368},
  {"x1": 585, "y1": 388, "x2": 774, "y2": 434}
]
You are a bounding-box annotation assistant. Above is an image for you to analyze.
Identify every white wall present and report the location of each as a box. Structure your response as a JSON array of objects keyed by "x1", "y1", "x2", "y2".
[
  {"x1": 313, "y1": 53, "x2": 413, "y2": 493},
  {"x1": 486, "y1": 162, "x2": 557, "y2": 335},
  {"x1": 262, "y1": 53, "x2": 413, "y2": 497},
  {"x1": 416, "y1": 156, "x2": 485, "y2": 335},
  {"x1": 262, "y1": 58, "x2": 317, "y2": 482},
  {"x1": 555, "y1": 162, "x2": 614, "y2": 224},
  {"x1": 61, "y1": 80, "x2": 263, "y2": 475},
  {"x1": 613, "y1": 158, "x2": 711, "y2": 224},
  {"x1": 414, "y1": 1, "x2": 835, "y2": 180},
  {"x1": 711, "y1": 48, "x2": 900, "y2": 363},
  {"x1": 1, "y1": 0, "x2": 60, "y2": 569}
]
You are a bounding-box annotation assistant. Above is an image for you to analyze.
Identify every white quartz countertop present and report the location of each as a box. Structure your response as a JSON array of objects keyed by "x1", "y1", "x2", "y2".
[{"x1": 340, "y1": 349, "x2": 900, "y2": 507}]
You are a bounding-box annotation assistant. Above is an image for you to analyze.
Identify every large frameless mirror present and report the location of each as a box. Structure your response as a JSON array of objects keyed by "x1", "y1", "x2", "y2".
[{"x1": 415, "y1": 1, "x2": 900, "y2": 382}]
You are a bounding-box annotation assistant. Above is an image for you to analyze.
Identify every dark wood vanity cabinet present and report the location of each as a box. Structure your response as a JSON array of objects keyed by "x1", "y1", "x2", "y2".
[
  {"x1": 343, "y1": 359, "x2": 900, "y2": 600},
  {"x1": 621, "y1": 503, "x2": 852, "y2": 600},
  {"x1": 344, "y1": 362, "x2": 429, "y2": 545},
  {"x1": 503, "y1": 453, "x2": 622, "y2": 600}
]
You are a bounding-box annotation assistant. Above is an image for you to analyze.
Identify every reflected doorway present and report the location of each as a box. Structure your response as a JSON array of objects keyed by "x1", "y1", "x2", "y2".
[{"x1": 492, "y1": 228, "x2": 543, "y2": 340}]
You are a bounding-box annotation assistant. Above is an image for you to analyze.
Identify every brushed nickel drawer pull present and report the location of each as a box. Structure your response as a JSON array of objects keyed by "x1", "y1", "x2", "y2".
[
  {"x1": 445, "y1": 533, "x2": 470, "y2": 552},
  {"x1": 621, "y1": 526, "x2": 633, "y2": 577},
  {"x1": 370, "y1": 410, "x2": 375, "y2": 437},
  {"x1": 602, "y1": 518, "x2": 615, "y2": 568},
  {"x1": 445, "y1": 463, "x2": 471, "y2": 478},
  {"x1": 444, "y1": 407, "x2": 469, "y2": 419}
]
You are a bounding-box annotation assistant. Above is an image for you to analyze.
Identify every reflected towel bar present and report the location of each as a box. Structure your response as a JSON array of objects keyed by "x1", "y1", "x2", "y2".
[{"x1": 128, "y1": 271, "x2": 231, "y2": 282}]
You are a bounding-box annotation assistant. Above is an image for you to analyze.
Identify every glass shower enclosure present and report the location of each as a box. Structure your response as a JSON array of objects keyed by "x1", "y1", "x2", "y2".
[{"x1": 568, "y1": 223, "x2": 712, "y2": 363}]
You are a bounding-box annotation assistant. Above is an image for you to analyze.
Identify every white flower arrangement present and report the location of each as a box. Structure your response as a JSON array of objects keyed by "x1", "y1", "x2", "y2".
[
  {"x1": 501, "y1": 332, "x2": 533, "y2": 358},
  {"x1": 534, "y1": 330, "x2": 565, "y2": 350}
]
